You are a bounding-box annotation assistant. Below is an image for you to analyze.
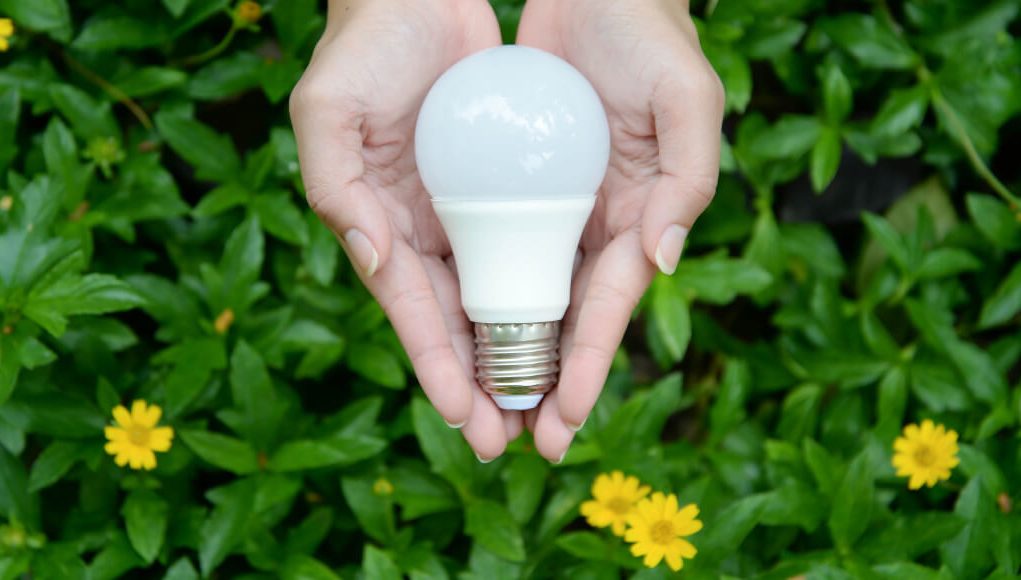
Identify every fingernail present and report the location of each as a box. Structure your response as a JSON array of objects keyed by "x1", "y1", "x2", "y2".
[
  {"x1": 445, "y1": 419, "x2": 466, "y2": 429},
  {"x1": 566, "y1": 418, "x2": 587, "y2": 433},
  {"x1": 552, "y1": 451, "x2": 566, "y2": 465},
  {"x1": 475, "y1": 452, "x2": 494, "y2": 464},
  {"x1": 654, "y1": 224, "x2": 688, "y2": 276},
  {"x1": 344, "y1": 229, "x2": 379, "y2": 277}
]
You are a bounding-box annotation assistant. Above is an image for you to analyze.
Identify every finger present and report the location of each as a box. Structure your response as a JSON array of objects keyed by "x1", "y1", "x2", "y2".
[
  {"x1": 290, "y1": 82, "x2": 392, "y2": 277},
  {"x1": 531, "y1": 389, "x2": 575, "y2": 463},
  {"x1": 560, "y1": 248, "x2": 600, "y2": 362},
  {"x1": 461, "y1": 387, "x2": 509, "y2": 462},
  {"x1": 642, "y1": 63, "x2": 725, "y2": 275},
  {"x1": 367, "y1": 241, "x2": 473, "y2": 427},
  {"x1": 557, "y1": 229, "x2": 655, "y2": 430},
  {"x1": 422, "y1": 254, "x2": 516, "y2": 460},
  {"x1": 503, "y1": 410, "x2": 524, "y2": 442}
]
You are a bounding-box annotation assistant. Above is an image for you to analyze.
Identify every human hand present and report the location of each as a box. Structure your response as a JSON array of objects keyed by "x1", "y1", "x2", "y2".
[
  {"x1": 517, "y1": 0, "x2": 725, "y2": 461},
  {"x1": 289, "y1": 0, "x2": 518, "y2": 460}
]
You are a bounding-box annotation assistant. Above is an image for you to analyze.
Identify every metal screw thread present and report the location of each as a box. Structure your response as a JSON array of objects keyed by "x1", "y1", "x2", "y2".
[{"x1": 474, "y1": 322, "x2": 561, "y2": 397}]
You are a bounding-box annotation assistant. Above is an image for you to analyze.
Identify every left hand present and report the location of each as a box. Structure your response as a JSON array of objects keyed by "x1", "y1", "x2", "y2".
[{"x1": 516, "y1": 0, "x2": 725, "y2": 462}]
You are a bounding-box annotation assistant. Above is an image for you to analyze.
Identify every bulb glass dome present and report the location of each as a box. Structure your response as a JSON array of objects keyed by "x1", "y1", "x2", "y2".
[{"x1": 416, "y1": 45, "x2": 610, "y2": 201}]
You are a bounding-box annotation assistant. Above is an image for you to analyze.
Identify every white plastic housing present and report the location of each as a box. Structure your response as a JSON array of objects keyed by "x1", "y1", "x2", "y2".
[{"x1": 433, "y1": 197, "x2": 595, "y2": 323}]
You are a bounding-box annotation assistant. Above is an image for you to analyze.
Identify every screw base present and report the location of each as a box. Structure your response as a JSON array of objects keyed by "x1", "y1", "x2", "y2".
[{"x1": 474, "y1": 322, "x2": 560, "y2": 409}]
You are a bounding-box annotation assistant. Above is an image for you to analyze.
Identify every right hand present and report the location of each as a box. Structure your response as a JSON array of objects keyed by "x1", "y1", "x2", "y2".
[{"x1": 289, "y1": 0, "x2": 517, "y2": 460}]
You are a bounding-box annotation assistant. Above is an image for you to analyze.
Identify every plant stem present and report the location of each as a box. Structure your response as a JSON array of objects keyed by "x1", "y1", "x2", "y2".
[
  {"x1": 928, "y1": 86, "x2": 1020, "y2": 208},
  {"x1": 176, "y1": 26, "x2": 238, "y2": 67},
  {"x1": 62, "y1": 51, "x2": 153, "y2": 131}
]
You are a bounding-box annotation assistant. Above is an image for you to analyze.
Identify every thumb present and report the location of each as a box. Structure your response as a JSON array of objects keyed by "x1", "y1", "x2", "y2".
[
  {"x1": 290, "y1": 84, "x2": 392, "y2": 278},
  {"x1": 641, "y1": 67, "x2": 724, "y2": 275}
]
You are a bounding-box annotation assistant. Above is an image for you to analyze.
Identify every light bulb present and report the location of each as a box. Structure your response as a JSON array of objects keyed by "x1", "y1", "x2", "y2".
[{"x1": 415, "y1": 45, "x2": 610, "y2": 411}]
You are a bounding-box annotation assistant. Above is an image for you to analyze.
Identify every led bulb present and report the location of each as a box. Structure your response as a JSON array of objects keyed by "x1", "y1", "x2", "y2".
[{"x1": 415, "y1": 45, "x2": 610, "y2": 410}]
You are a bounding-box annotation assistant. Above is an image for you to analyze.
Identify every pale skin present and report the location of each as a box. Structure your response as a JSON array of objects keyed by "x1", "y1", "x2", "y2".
[{"x1": 290, "y1": 0, "x2": 723, "y2": 462}]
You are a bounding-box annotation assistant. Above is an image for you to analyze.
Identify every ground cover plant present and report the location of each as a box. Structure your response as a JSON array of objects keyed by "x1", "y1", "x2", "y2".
[{"x1": 0, "y1": 0, "x2": 1019, "y2": 578}]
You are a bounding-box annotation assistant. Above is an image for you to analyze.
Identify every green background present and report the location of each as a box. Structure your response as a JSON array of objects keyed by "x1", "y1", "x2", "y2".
[{"x1": 0, "y1": 0, "x2": 1019, "y2": 578}]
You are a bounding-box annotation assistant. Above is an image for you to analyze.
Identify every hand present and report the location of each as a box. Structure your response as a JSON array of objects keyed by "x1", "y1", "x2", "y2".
[
  {"x1": 517, "y1": 0, "x2": 725, "y2": 461},
  {"x1": 290, "y1": 0, "x2": 518, "y2": 460}
]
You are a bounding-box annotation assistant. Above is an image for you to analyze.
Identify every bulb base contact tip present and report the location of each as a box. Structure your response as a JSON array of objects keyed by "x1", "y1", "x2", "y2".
[{"x1": 475, "y1": 321, "x2": 560, "y2": 410}]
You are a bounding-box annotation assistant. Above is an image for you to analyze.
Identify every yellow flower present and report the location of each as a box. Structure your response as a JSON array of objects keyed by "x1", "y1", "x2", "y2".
[
  {"x1": 104, "y1": 401, "x2": 174, "y2": 470},
  {"x1": 579, "y1": 471, "x2": 650, "y2": 536},
  {"x1": 625, "y1": 492, "x2": 702, "y2": 572},
  {"x1": 0, "y1": 18, "x2": 14, "y2": 52},
  {"x1": 235, "y1": 1, "x2": 262, "y2": 24},
  {"x1": 213, "y1": 308, "x2": 235, "y2": 334},
  {"x1": 892, "y1": 419, "x2": 959, "y2": 489},
  {"x1": 373, "y1": 477, "x2": 394, "y2": 496}
]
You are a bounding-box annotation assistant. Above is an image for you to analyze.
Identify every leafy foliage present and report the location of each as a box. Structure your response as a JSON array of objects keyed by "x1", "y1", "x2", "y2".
[{"x1": 0, "y1": 0, "x2": 1019, "y2": 578}]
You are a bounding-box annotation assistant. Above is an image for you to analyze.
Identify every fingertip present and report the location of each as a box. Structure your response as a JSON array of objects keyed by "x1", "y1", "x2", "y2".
[{"x1": 533, "y1": 392, "x2": 575, "y2": 463}]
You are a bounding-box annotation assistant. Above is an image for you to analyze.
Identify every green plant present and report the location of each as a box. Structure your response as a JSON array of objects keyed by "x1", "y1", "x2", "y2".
[{"x1": 0, "y1": 0, "x2": 1018, "y2": 578}]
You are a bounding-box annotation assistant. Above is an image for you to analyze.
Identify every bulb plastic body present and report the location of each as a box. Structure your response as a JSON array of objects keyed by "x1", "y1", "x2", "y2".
[{"x1": 415, "y1": 45, "x2": 610, "y2": 410}]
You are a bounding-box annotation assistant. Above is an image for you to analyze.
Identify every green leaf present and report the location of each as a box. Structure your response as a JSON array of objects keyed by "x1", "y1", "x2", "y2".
[
  {"x1": 703, "y1": 42, "x2": 751, "y2": 114},
  {"x1": 113, "y1": 67, "x2": 188, "y2": 98},
  {"x1": 284, "y1": 508, "x2": 333, "y2": 556},
  {"x1": 154, "y1": 109, "x2": 240, "y2": 181},
  {"x1": 649, "y1": 275, "x2": 691, "y2": 365},
  {"x1": 340, "y1": 476, "x2": 395, "y2": 543},
  {"x1": 828, "y1": 450, "x2": 874, "y2": 551},
  {"x1": 188, "y1": 52, "x2": 263, "y2": 101},
  {"x1": 48, "y1": 84, "x2": 119, "y2": 141},
  {"x1": 914, "y1": 248, "x2": 981, "y2": 280},
  {"x1": 25, "y1": 273, "x2": 144, "y2": 337},
  {"x1": 966, "y1": 194, "x2": 1021, "y2": 250},
  {"x1": 876, "y1": 366, "x2": 908, "y2": 435},
  {"x1": 503, "y1": 453, "x2": 549, "y2": 525},
  {"x1": 811, "y1": 126, "x2": 842, "y2": 193},
  {"x1": 941, "y1": 477, "x2": 995, "y2": 578},
  {"x1": 0, "y1": 0, "x2": 71, "y2": 41},
  {"x1": 282, "y1": 555, "x2": 342, "y2": 580},
  {"x1": 199, "y1": 478, "x2": 256, "y2": 576},
  {"x1": 209, "y1": 216, "x2": 267, "y2": 314},
  {"x1": 465, "y1": 499, "x2": 526, "y2": 562},
  {"x1": 0, "y1": 445, "x2": 38, "y2": 528},
  {"x1": 673, "y1": 253, "x2": 773, "y2": 304},
  {"x1": 303, "y1": 214, "x2": 340, "y2": 286},
  {"x1": 347, "y1": 343, "x2": 406, "y2": 389},
  {"x1": 753, "y1": 115, "x2": 822, "y2": 159},
  {"x1": 555, "y1": 532, "x2": 606, "y2": 560},
  {"x1": 229, "y1": 341, "x2": 280, "y2": 450},
  {"x1": 0, "y1": 88, "x2": 21, "y2": 172},
  {"x1": 697, "y1": 494, "x2": 767, "y2": 563},
  {"x1": 179, "y1": 430, "x2": 260, "y2": 474},
  {"x1": 778, "y1": 384, "x2": 823, "y2": 442},
  {"x1": 862, "y1": 212, "x2": 909, "y2": 270},
  {"x1": 269, "y1": 435, "x2": 386, "y2": 472},
  {"x1": 28, "y1": 440, "x2": 83, "y2": 492},
  {"x1": 163, "y1": 558, "x2": 200, "y2": 580},
  {"x1": 253, "y1": 192, "x2": 310, "y2": 246},
  {"x1": 871, "y1": 85, "x2": 930, "y2": 138},
  {"x1": 389, "y1": 465, "x2": 460, "y2": 520},
  {"x1": 270, "y1": 0, "x2": 323, "y2": 54},
  {"x1": 978, "y1": 262, "x2": 1021, "y2": 329},
  {"x1": 73, "y1": 12, "x2": 168, "y2": 51},
  {"x1": 123, "y1": 490, "x2": 168, "y2": 564},
  {"x1": 87, "y1": 532, "x2": 144, "y2": 580},
  {"x1": 906, "y1": 300, "x2": 1007, "y2": 404},
  {"x1": 822, "y1": 63, "x2": 852, "y2": 122},
  {"x1": 362, "y1": 545, "x2": 401, "y2": 580},
  {"x1": 411, "y1": 398, "x2": 474, "y2": 491},
  {"x1": 822, "y1": 14, "x2": 917, "y2": 69},
  {"x1": 162, "y1": 0, "x2": 191, "y2": 18}
]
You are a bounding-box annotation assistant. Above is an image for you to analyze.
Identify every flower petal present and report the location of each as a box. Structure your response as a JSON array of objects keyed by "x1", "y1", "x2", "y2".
[{"x1": 112, "y1": 405, "x2": 132, "y2": 428}]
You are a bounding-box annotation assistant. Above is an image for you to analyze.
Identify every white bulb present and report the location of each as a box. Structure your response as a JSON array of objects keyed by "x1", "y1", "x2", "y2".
[{"x1": 415, "y1": 46, "x2": 610, "y2": 411}]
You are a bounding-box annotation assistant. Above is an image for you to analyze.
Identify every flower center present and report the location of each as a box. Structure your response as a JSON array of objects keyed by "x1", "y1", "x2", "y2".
[
  {"x1": 913, "y1": 445, "x2": 935, "y2": 468},
  {"x1": 649, "y1": 520, "x2": 675, "y2": 545},
  {"x1": 607, "y1": 497, "x2": 632, "y2": 515},
  {"x1": 128, "y1": 426, "x2": 151, "y2": 447}
]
